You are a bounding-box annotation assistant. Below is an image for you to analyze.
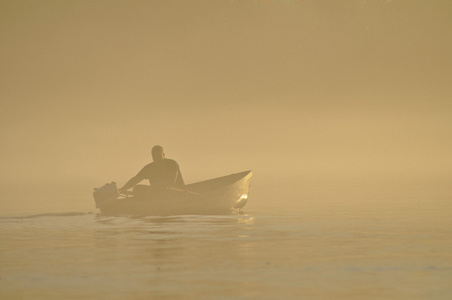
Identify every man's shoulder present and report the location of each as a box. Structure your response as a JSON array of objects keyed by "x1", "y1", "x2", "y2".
[
  {"x1": 141, "y1": 159, "x2": 179, "y2": 171},
  {"x1": 164, "y1": 158, "x2": 179, "y2": 167},
  {"x1": 141, "y1": 162, "x2": 156, "y2": 171},
  {"x1": 143, "y1": 162, "x2": 155, "y2": 167}
]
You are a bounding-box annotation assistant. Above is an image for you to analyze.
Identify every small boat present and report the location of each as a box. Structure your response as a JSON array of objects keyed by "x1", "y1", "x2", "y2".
[{"x1": 93, "y1": 170, "x2": 252, "y2": 216}]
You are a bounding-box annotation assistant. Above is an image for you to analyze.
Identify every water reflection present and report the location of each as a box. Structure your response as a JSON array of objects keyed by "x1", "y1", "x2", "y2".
[
  {"x1": 2, "y1": 201, "x2": 452, "y2": 299},
  {"x1": 93, "y1": 214, "x2": 256, "y2": 252},
  {"x1": 90, "y1": 212, "x2": 260, "y2": 296},
  {"x1": 94, "y1": 213, "x2": 255, "y2": 227}
]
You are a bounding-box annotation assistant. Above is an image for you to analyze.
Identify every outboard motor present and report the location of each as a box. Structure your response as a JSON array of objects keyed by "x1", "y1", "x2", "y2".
[{"x1": 93, "y1": 182, "x2": 118, "y2": 208}]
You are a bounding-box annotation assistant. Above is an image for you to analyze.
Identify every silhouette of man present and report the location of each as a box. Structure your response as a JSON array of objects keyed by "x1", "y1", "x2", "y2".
[{"x1": 119, "y1": 145, "x2": 185, "y2": 194}]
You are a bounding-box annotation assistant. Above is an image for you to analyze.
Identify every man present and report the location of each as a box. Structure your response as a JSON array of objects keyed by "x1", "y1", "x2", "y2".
[{"x1": 118, "y1": 145, "x2": 185, "y2": 194}]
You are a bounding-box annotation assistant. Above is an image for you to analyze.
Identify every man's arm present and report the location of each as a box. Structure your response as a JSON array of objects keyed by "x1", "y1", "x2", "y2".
[
  {"x1": 164, "y1": 160, "x2": 180, "y2": 188},
  {"x1": 119, "y1": 168, "x2": 146, "y2": 193}
]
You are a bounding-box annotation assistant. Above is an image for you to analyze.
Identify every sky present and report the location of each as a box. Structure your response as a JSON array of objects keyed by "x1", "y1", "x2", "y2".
[{"x1": 1, "y1": 0, "x2": 451, "y2": 204}]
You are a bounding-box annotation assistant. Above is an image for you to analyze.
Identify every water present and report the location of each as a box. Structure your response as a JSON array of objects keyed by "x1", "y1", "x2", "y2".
[{"x1": 1, "y1": 186, "x2": 452, "y2": 299}]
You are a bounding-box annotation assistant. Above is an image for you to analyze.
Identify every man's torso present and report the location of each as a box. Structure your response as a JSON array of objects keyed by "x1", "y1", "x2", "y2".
[{"x1": 139, "y1": 159, "x2": 185, "y2": 188}]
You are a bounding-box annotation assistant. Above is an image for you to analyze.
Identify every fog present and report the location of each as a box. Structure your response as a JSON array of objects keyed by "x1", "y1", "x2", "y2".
[{"x1": 1, "y1": 0, "x2": 451, "y2": 213}]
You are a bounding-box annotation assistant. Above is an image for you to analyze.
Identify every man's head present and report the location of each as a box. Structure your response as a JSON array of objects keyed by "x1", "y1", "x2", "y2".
[{"x1": 151, "y1": 145, "x2": 165, "y2": 161}]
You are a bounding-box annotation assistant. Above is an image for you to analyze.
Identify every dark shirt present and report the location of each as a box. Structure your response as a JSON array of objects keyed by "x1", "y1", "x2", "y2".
[{"x1": 136, "y1": 159, "x2": 185, "y2": 189}]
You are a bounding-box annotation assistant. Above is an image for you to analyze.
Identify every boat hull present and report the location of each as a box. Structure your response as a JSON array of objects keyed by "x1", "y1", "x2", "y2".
[{"x1": 96, "y1": 170, "x2": 252, "y2": 216}]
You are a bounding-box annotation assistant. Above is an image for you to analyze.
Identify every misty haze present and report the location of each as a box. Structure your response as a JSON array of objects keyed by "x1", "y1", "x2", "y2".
[{"x1": 1, "y1": 1, "x2": 451, "y2": 299}]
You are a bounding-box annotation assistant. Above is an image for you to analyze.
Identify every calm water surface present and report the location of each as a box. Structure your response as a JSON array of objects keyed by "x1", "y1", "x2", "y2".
[{"x1": 1, "y1": 192, "x2": 452, "y2": 299}]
